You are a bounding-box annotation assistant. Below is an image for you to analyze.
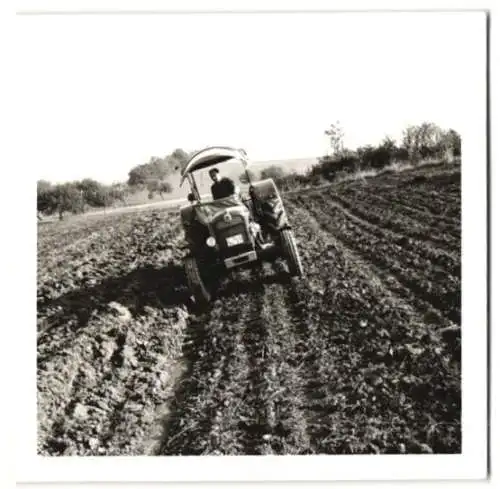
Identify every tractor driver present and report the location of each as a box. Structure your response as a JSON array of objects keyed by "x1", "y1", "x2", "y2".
[{"x1": 209, "y1": 167, "x2": 240, "y2": 200}]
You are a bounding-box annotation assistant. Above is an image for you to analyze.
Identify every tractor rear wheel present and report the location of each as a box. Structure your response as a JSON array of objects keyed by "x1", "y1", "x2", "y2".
[
  {"x1": 279, "y1": 229, "x2": 304, "y2": 277},
  {"x1": 184, "y1": 256, "x2": 211, "y2": 305}
]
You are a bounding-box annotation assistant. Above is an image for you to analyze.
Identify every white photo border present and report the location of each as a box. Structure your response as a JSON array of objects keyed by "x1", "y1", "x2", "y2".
[{"x1": 12, "y1": 0, "x2": 489, "y2": 483}]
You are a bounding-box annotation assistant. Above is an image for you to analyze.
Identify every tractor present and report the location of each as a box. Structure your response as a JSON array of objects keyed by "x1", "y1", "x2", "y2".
[{"x1": 179, "y1": 146, "x2": 304, "y2": 305}]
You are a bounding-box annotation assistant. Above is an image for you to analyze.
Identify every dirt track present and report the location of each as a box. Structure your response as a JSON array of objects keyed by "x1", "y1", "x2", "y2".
[{"x1": 37, "y1": 161, "x2": 461, "y2": 455}]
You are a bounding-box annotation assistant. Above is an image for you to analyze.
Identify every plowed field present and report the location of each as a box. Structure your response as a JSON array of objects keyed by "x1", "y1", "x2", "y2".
[{"x1": 37, "y1": 161, "x2": 461, "y2": 456}]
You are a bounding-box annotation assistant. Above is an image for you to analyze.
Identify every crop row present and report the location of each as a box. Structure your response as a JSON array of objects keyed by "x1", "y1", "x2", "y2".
[
  {"x1": 369, "y1": 180, "x2": 460, "y2": 220},
  {"x1": 326, "y1": 186, "x2": 460, "y2": 244},
  {"x1": 287, "y1": 202, "x2": 460, "y2": 453},
  {"x1": 160, "y1": 270, "x2": 316, "y2": 456},
  {"x1": 299, "y1": 196, "x2": 460, "y2": 324},
  {"x1": 303, "y1": 190, "x2": 460, "y2": 283},
  {"x1": 295, "y1": 190, "x2": 459, "y2": 277},
  {"x1": 160, "y1": 287, "x2": 264, "y2": 455},
  {"x1": 335, "y1": 169, "x2": 461, "y2": 221},
  {"x1": 324, "y1": 191, "x2": 460, "y2": 270}
]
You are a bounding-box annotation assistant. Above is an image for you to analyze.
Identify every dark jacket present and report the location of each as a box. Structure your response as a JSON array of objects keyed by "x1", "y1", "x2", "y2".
[{"x1": 211, "y1": 177, "x2": 236, "y2": 200}]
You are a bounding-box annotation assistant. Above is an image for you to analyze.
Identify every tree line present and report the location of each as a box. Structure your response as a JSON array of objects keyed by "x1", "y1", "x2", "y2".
[
  {"x1": 248, "y1": 121, "x2": 461, "y2": 191},
  {"x1": 37, "y1": 122, "x2": 460, "y2": 220},
  {"x1": 311, "y1": 121, "x2": 461, "y2": 182},
  {"x1": 37, "y1": 179, "x2": 128, "y2": 220},
  {"x1": 37, "y1": 149, "x2": 191, "y2": 220}
]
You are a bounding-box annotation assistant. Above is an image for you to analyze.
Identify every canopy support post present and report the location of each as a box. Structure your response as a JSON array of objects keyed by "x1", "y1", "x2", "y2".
[{"x1": 188, "y1": 173, "x2": 201, "y2": 201}]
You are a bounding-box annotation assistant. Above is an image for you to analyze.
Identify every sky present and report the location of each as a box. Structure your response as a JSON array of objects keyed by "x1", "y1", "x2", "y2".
[{"x1": 16, "y1": 11, "x2": 486, "y2": 184}]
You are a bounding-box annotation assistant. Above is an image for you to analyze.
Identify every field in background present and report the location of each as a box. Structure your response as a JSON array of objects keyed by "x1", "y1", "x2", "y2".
[{"x1": 37, "y1": 160, "x2": 461, "y2": 455}]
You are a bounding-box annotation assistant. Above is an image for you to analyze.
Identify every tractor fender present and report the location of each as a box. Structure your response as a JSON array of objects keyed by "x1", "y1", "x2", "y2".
[
  {"x1": 249, "y1": 178, "x2": 280, "y2": 201},
  {"x1": 180, "y1": 204, "x2": 200, "y2": 247},
  {"x1": 180, "y1": 203, "x2": 195, "y2": 228},
  {"x1": 249, "y1": 179, "x2": 289, "y2": 230}
]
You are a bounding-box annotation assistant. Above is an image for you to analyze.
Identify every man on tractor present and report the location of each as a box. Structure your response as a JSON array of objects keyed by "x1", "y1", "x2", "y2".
[{"x1": 209, "y1": 167, "x2": 240, "y2": 200}]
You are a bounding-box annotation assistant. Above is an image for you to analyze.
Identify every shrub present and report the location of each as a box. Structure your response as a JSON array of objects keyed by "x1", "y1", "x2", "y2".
[
  {"x1": 76, "y1": 178, "x2": 109, "y2": 208},
  {"x1": 312, "y1": 150, "x2": 359, "y2": 182},
  {"x1": 260, "y1": 165, "x2": 286, "y2": 181}
]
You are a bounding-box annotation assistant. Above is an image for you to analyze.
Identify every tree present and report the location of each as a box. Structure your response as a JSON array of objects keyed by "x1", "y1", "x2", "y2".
[
  {"x1": 448, "y1": 129, "x2": 461, "y2": 156},
  {"x1": 107, "y1": 183, "x2": 128, "y2": 205},
  {"x1": 37, "y1": 180, "x2": 52, "y2": 193},
  {"x1": 360, "y1": 137, "x2": 399, "y2": 170},
  {"x1": 169, "y1": 148, "x2": 190, "y2": 172},
  {"x1": 356, "y1": 145, "x2": 376, "y2": 170},
  {"x1": 158, "y1": 181, "x2": 173, "y2": 198},
  {"x1": 127, "y1": 148, "x2": 191, "y2": 187},
  {"x1": 146, "y1": 179, "x2": 173, "y2": 200},
  {"x1": 127, "y1": 156, "x2": 167, "y2": 186},
  {"x1": 48, "y1": 183, "x2": 85, "y2": 220},
  {"x1": 402, "y1": 122, "x2": 445, "y2": 161},
  {"x1": 75, "y1": 178, "x2": 108, "y2": 208},
  {"x1": 37, "y1": 180, "x2": 52, "y2": 214},
  {"x1": 381, "y1": 136, "x2": 397, "y2": 153},
  {"x1": 441, "y1": 129, "x2": 461, "y2": 160},
  {"x1": 325, "y1": 121, "x2": 345, "y2": 156}
]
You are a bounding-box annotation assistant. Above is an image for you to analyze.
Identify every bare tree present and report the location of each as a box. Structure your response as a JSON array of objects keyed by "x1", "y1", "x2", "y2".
[{"x1": 325, "y1": 121, "x2": 345, "y2": 156}]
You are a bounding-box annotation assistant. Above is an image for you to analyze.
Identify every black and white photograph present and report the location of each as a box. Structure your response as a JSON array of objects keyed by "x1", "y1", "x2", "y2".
[{"x1": 12, "y1": 1, "x2": 490, "y2": 484}]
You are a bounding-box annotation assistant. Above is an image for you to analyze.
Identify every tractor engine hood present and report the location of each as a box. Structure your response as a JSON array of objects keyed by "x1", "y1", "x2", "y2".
[{"x1": 192, "y1": 195, "x2": 249, "y2": 226}]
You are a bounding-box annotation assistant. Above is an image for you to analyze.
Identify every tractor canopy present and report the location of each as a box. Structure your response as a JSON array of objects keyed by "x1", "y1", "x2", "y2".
[{"x1": 180, "y1": 146, "x2": 249, "y2": 187}]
